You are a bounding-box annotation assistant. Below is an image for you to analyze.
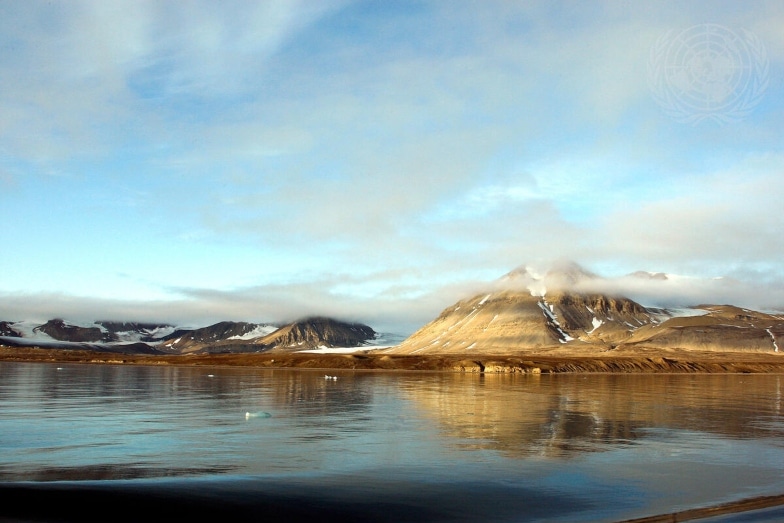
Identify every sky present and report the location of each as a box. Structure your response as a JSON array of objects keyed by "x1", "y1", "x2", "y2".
[{"x1": 1, "y1": 0, "x2": 783, "y2": 334}]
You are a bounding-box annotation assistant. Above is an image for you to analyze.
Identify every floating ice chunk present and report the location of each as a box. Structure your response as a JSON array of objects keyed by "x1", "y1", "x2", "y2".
[{"x1": 245, "y1": 411, "x2": 272, "y2": 420}]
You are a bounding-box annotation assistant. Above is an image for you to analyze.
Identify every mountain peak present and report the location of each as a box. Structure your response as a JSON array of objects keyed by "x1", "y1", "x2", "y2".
[
  {"x1": 499, "y1": 260, "x2": 597, "y2": 296},
  {"x1": 544, "y1": 260, "x2": 598, "y2": 289},
  {"x1": 627, "y1": 270, "x2": 668, "y2": 281}
]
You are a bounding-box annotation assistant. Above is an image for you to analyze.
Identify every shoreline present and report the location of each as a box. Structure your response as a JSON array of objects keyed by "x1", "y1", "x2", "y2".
[{"x1": 4, "y1": 346, "x2": 784, "y2": 373}]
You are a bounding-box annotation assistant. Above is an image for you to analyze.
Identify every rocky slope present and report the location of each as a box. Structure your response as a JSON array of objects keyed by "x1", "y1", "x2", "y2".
[
  {"x1": 385, "y1": 288, "x2": 658, "y2": 354},
  {"x1": 618, "y1": 304, "x2": 784, "y2": 353},
  {"x1": 156, "y1": 321, "x2": 277, "y2": 354},
  {"x1": 250, "y1": 317, "x2": 377, "y2": 352}
]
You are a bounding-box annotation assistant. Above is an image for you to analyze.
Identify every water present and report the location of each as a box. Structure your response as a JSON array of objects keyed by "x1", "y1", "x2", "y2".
[{"x1": 1, "y1": 362, "x2": 784, "y2": 522}]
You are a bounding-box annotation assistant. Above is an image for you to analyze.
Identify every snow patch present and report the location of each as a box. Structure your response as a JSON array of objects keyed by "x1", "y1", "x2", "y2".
[
  {"x1": 228, "y1": 325, "x2": 278, "y2": 340},
  {"x1": 587, "y1": 317, "x2": 603, "y2": 334},
  {"x1": 767, "y1": 329, "x2": 779, "y2": 352},
  {"x1": 659, "y1": 307, "x2": 710, "y2": 319},
  {"x1": 6, "y1": 321, "x2": 56, "y2": 341},
  {"x1": 484, "y1": 314, "x2": 499, "y2": 331},
  {"x1": 537, "y1": 300, "x2": 573, "y2": 343},
  {"x1": 537, "y1": 300, "x2": 556, "y2": 321}
]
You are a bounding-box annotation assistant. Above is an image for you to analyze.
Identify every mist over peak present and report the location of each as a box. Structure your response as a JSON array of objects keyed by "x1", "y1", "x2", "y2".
[
  {"x1": 492, "y1": 261, "x2": 782, "y2": 314},
  {"x1": 498, "y1": 260, "x2": 600, "y2": 297}
]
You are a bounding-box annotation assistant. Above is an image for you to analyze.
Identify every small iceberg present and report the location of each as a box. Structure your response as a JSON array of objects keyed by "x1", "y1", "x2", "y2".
[{"x1": 245, "y1": 411, "x2": 272, "y2": 420}]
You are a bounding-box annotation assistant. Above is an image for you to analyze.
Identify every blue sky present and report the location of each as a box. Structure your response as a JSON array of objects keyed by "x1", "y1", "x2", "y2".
[{"x1": 1, "y1": 1, "x2": 783, "y2": 334}]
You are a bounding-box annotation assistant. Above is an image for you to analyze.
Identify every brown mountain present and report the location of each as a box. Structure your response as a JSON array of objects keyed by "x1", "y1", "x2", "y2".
[
  {"x1": 252, "y1": 317, "x2": 376, "y2": 352},
  {"x1": 385, "y1": 288, "x2": 657, "y2": 355},
  {"x1": 619, "y1": 305, "x2": 784, "y2": 353},
  {"x1": 384, "y1": 264, "x2": 784, "y2": 356}
]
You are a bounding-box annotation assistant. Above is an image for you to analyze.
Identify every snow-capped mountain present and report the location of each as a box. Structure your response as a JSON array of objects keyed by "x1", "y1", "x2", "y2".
[{"x1": 0, "y1": 319, "x2": 177, "y2": 346}]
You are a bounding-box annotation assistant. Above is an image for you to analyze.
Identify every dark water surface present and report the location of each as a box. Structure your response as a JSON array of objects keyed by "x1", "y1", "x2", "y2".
[{"x1": 1, "y1": 362, "x2": 784, "y2": 522}]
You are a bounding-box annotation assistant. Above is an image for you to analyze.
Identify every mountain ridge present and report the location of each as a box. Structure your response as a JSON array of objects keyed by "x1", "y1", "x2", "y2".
[
  {"x1": 2, "y1": 262, "x2": 782, "y2": 357},
  {"x1": 0, "y1": 316, "x2": 379, "y2": 355}
]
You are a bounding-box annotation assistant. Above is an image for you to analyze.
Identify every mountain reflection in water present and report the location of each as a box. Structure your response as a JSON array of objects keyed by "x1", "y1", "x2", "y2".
[
  {"x1": 399, "y1": 373, "x2": 784, "y2": 457},
  {"x1": 1, "y1": 363, "x2": 783, "y2": 522}
]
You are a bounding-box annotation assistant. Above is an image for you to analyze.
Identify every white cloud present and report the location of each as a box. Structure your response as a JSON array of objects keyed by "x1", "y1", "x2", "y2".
[
  {"x1": 594, "y1": 154, "x2": 784, "y2": 271},
  {"x1": 1, "y1": 1, "x2": 783, "y2": 334}
]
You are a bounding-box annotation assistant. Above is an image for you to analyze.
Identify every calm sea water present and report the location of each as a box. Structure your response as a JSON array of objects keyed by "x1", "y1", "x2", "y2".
[{"x1": 1, "y1": 362, "x2": 784, "y2": 522}]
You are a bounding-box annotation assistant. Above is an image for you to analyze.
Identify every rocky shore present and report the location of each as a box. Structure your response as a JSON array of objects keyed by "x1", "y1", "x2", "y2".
[{"x1": 4, "y1": 346, "x2": 784, "y2": 374}]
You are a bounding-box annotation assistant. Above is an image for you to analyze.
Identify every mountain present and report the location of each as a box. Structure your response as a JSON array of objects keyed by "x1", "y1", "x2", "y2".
[
  {"x1": 1, "y1": 319, "x2": 178, "y2": 344},
  {"x1": 156, "y1": 321, "x2": 278, "y2": 354},
  {"x1": 0, "y1": 317, "x2": 378, "y2": 355},
  {"x1": 31, "y1": 319, "x2": 170, "y2": 343},
  {"x1": 256, "y1": 317, "x2": 377, "y2": 351},
  {"x1": 386, "y1": 288, "x2": 657, "y2": 354},
  {"x1": 0, "y1": 321, "x2": 22, "y2": 337},
  {"x1": 385, "y1": 263, "x2": 784, "y2": 355},
  {"x1": 619, "y1": 304, "x2": 784, "y2": 353},
  {"x1": 96, "y1": 321, "x2": 180, "y2": 343},
  {"x1": 0, "y1": 319, "x2": 178, "y2": 354}
]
